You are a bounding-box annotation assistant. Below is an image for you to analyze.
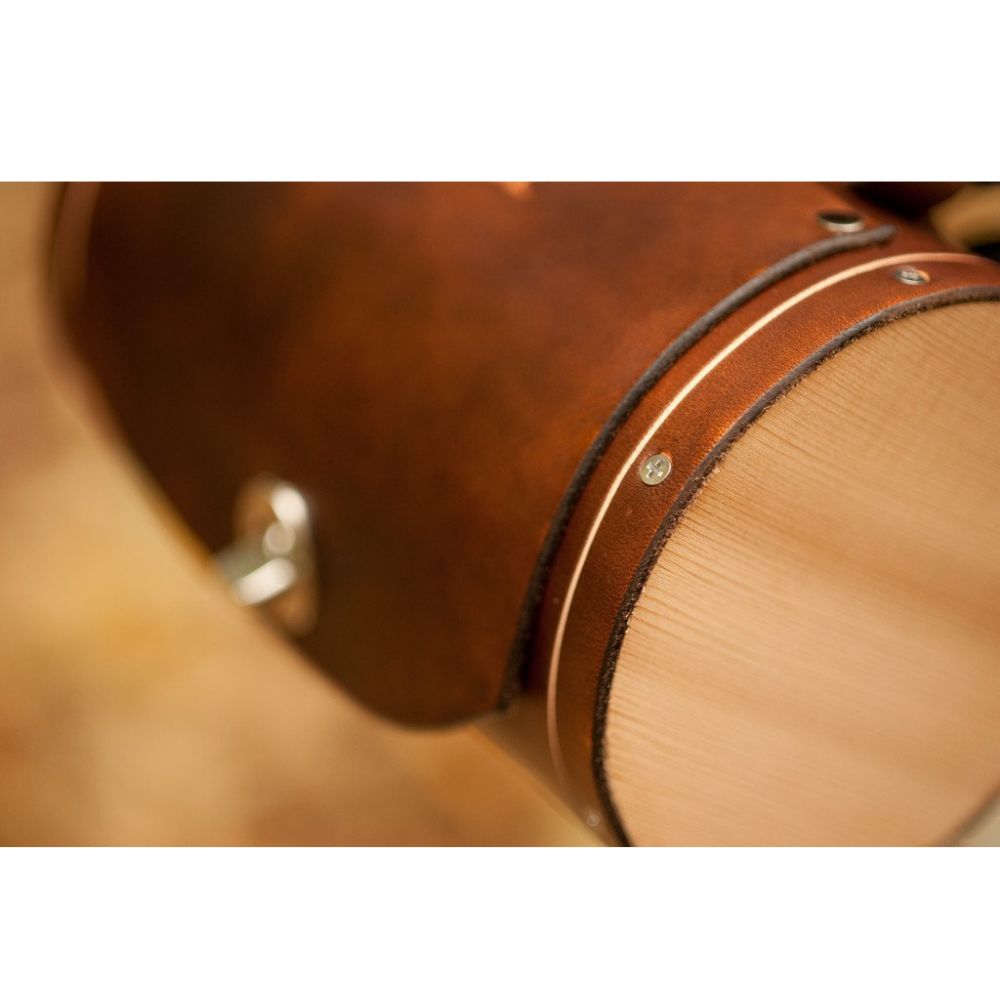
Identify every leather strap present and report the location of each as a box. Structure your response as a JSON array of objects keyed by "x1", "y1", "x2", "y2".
[{"x1": 519, "y1": 248, "x2": 1000, "y2": 841}]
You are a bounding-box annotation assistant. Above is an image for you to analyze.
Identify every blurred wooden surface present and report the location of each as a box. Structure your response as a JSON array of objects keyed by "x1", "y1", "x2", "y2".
[{"x1": 0, "y1": 182, "x2": 596, "y2": 845}]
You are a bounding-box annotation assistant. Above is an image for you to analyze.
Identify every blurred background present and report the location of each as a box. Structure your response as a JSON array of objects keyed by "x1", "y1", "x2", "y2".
[{"x1": 0, "y1": 182, "x2": 596, "y2": 846}]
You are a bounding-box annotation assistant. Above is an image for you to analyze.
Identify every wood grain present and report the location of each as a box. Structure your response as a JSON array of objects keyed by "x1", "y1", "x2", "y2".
[{"x1": 606, "y1": 303, "x2": 1000, "y2": 845}]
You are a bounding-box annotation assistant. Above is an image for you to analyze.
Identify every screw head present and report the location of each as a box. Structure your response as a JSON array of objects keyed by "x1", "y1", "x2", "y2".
[
  {"x1": 639, "y1": 452, "x2": 672, "y2": 485},
  {"x1": 816, "y1": 209, "x2": 865, "y2": 233},
  {"x1": 894, "y1": 266, "x2": 930, "y2": 286}
]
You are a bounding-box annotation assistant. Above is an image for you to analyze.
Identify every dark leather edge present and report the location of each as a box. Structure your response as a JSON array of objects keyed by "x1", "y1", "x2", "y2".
[
  {"x1": 502, "y1": 224, "x2": 898, "y2": 706},
  {"x1": 589, "y1": 284, "x2": 1000, "y2": 846}
]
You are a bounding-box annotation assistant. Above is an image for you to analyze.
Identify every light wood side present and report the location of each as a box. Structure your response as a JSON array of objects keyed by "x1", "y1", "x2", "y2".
[{"x1": 606, "y1": 302, "x2": 1000, "y2": 845}]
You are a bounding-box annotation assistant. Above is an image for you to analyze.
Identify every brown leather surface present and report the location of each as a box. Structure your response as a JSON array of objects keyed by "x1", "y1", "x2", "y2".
[
  {"x1": 52, "y1": 182, "x2": 895, "y2": 726},
  {"x1": 529, "y1": 254, "x2": 1000, "y2": 841}
]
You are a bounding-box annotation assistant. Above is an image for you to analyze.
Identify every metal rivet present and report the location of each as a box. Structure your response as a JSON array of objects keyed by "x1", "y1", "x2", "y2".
[
  {"x1": 816, "y1": 209, "x2": 865, "y2": 233},
  {"x1": 214, "y1": 476, "x2": 318, "y2": 636},
  {"x1": 639, "y1": 453, "x2": 672, "y2": 485},
  {"x1": 894, "y1": 266, "x2": 930, "y2": 286},
  {"x1": 585, "y1": 813, "x2": 601, "y2": 829}
]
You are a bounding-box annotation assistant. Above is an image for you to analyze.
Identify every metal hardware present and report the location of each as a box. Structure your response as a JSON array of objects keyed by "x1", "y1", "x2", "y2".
[
  {"x1": 639, "y1": 453, "x2": 672, "y2": 486},
  {"x1": 214, "y1": 476, "x2": 318, "y2": 635},
  {"x1": 816, "y1": 209, "x2": 865, "y2": 233},
  {"x1": 894, "y1": 266, "x2": 930, "y2": 286}
]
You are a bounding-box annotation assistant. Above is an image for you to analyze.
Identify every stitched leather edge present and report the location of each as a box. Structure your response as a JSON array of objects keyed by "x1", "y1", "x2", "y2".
[
  {"x1": 590, "y1": 285, "x2": 1000, "y2": 846},
  {"x1": 501, "y1": 224, "x2": 898, "y2": 706}
]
